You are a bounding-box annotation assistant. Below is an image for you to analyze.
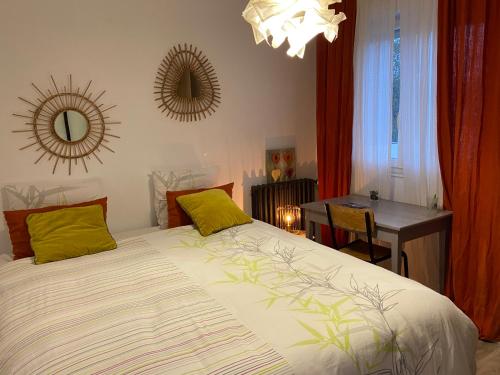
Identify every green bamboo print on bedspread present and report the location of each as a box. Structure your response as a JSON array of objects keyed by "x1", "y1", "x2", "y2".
[{"x1": 172, "y1": 226, "x2": 439, "y2": 375}]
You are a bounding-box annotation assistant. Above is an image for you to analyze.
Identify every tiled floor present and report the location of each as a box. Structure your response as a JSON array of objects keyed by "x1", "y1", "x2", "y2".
[{"x1": 477, "y1": 340, "x2": 500, "y2": 374}]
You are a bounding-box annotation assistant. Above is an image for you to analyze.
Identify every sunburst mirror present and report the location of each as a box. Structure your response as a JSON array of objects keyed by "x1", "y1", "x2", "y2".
[
  {"x1": 13, "y1": 75, "x2": 120, "y2": 175},
  {"x1": 154, "y1": 44, "x2": 221, "y2": 122}
]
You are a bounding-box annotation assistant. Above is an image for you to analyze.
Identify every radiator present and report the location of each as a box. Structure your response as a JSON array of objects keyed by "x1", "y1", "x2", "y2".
[{"x1": 251, "y1": 178, "x2": 317, "y2": 228}]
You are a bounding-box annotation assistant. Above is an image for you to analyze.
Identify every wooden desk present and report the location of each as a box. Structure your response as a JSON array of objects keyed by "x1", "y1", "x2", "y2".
[{"x1": 301, "y1": 195, "x2": 452, "y2": 292}]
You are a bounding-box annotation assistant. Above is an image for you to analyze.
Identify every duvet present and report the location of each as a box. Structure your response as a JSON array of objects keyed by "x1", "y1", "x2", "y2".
[{"x1": 0, "y1": 221, "x2": 477, "y2": 374}]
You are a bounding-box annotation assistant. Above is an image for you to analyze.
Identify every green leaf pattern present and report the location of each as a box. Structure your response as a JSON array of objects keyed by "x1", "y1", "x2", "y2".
[{"x1": 172, "y1": 226, "x2": 439, "y2": 375}]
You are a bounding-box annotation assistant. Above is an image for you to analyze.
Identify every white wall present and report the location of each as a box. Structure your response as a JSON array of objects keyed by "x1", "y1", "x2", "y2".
[{"x1": 0, "y1": 0, "x2": 317, "y2": 252}]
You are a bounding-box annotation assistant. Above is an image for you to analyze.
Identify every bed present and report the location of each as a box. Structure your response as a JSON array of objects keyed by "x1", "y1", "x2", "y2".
[{"x1": 0, "y1": 220, "x2": 477, "y2": 374}]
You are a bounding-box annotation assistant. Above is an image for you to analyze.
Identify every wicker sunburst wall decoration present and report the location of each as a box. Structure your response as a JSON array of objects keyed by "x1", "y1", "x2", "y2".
[
  {"x1": 12, "y1": 75, "x2": 120, "y2": 175},
  {"x1": 154, "y1": 44, "x2": 221, "y2": 122}
]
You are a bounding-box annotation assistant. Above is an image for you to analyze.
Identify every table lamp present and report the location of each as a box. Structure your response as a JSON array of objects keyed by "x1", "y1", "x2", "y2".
[{"x1": 277, "y1": 205, "x2": 301, "y2": 233}]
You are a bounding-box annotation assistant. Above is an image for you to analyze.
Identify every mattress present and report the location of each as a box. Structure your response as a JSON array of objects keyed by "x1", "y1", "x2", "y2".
[{"x1": 0, "y1": 221, "x2": 477, "y2": 374}]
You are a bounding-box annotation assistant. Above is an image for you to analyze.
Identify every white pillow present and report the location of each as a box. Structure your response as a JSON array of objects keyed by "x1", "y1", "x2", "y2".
[
  {"x1": 0, "y1": 254, "x2": 12, "y2": 265},
  {"x1": 152, "y1": 167, "x2": 218, "y2": 228},
  {"x1": 1, "y1": 178, "x2": 103, "y2": 210}
]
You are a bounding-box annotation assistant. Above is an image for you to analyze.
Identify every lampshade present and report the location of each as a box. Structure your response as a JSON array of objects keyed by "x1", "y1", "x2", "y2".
[
  {"x1": 242, "y1": 0, "x2": 346, "y2": 58},
  {"x1": 276, "y1": 205, "x2": 301, "y2": 232}
]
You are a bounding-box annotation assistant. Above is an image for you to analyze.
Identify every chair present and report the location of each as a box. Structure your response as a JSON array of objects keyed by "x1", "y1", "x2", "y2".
[{"x1": 325, "y1": 203, "x2": 409, "y2": 277}]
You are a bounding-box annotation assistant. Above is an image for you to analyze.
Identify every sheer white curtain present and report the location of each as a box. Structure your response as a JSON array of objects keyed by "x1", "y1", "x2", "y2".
[
  {"x1": 398, "y1": 0, "x2": 442, "y2": 290},
  {"x1": 352, "y1": 0, "x2": 442, "y2": 290},
  {"x1": 351, "y1": 0, "x2": 396, "y2": 198},
  {"x1": 399, "y1": 0, "x2": 442, "y2": 207}
]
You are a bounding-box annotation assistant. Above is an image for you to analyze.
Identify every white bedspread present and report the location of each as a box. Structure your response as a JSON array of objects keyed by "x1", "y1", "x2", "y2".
[{"x1": 0, "y1": 221, "x2": 477, "y2": 374}]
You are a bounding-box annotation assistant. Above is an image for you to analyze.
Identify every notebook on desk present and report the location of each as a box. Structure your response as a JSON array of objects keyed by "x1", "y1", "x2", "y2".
[{"x1": 341, "y1": 202, "x2": 369, "y2": 209}]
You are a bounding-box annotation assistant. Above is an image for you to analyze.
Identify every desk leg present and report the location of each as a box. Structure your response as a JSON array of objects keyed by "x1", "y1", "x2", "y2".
[
  {"x1": 388, "y1": 233, "x2": 403, "y2": 275},
  {"x1": 438, "y1": 229, "x2": 448, "y2": 294},
  {"x1": 315, "y1": 225, "x2": 322, "y2": 244},
  {"x1": 305, "y1": 212, "x2": 314, "y2": 240},
  {"x1": 304, "y1": 212, "x2": 322, "y2": 243}
]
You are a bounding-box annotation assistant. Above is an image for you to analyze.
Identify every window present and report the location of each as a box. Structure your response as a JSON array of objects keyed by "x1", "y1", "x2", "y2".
[
  {"x1": 352, "y1": 0, "x2": 440, "y2": 198},
  {"x1": 391, "y1": 13, "x2": 400, "y2": 161}
]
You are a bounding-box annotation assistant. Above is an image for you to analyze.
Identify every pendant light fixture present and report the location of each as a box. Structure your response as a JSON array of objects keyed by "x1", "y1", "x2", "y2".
[{"x1": 242, "y1": 0, "x2": 346, "y2": 58}]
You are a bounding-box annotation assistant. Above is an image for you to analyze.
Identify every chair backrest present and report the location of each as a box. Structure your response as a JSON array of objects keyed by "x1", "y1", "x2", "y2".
[{"x1": 326, "y1": 204, "x2": 375, "y2": 234}]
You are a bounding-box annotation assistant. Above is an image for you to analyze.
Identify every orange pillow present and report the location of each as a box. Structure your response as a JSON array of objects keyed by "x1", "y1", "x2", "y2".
[
  {"x1": 166, "y1": 183, "x2": 234, "y2": 228},
  {"x1": 3, "y1": 197, "x2": 108, "y2": 261}
]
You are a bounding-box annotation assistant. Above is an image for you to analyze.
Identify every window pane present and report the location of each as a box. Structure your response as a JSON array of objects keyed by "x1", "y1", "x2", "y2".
[
  {"x1": 392, "y1": 25, "x2": 400, "y2": 158},
  {"x1": 391, "y1": 12, "x2": 401, "y2": 159}
]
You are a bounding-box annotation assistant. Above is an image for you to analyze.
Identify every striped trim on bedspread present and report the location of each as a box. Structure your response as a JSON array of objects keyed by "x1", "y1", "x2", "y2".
[{"x1": 0, "y1": 238, "x2": 292, "y2": 375}]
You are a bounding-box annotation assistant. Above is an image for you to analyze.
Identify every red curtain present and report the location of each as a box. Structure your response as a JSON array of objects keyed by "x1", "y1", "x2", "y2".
[
  {"x1": 438, "y1": 0, "x2": 500, "y2": 340},
  {"x1": 316, "y1": 0, "x2": 357, "y2": 246}
]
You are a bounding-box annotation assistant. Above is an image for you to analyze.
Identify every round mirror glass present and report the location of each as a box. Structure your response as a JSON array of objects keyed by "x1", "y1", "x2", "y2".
[
  {"x1": 53, "y1": 110, "x2": 89, "y2": 142},
  {"x1": 177, "y1": 69, "x2": 202, "y2": 99}
]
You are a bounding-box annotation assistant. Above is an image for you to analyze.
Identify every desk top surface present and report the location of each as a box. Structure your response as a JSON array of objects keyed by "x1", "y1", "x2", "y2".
[{"x1": 301, "y1": 195, "x2": 452, "y2": 231}]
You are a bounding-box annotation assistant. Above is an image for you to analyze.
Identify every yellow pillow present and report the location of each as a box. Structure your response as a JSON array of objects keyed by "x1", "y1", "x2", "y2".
[
  {"x1": 176, "y1": 189, "x2": 253, "y2": 236},
  {"x1": 27, "y1": 204, "x2": 117, "y2": 265}
]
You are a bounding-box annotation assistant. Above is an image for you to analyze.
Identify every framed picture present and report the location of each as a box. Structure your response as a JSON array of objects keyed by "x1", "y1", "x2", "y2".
[{"x1": 266, "y1": 148, "x2": 296, "y2": 183}]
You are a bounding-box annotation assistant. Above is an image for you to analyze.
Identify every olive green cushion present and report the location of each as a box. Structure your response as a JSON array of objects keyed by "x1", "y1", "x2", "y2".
[
  {"x1": 27, "y1": 204, "x2": 117, "y2": 265},
  {"x1": 176, "y1": 189, "x2": 253, "y2": 236}
]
